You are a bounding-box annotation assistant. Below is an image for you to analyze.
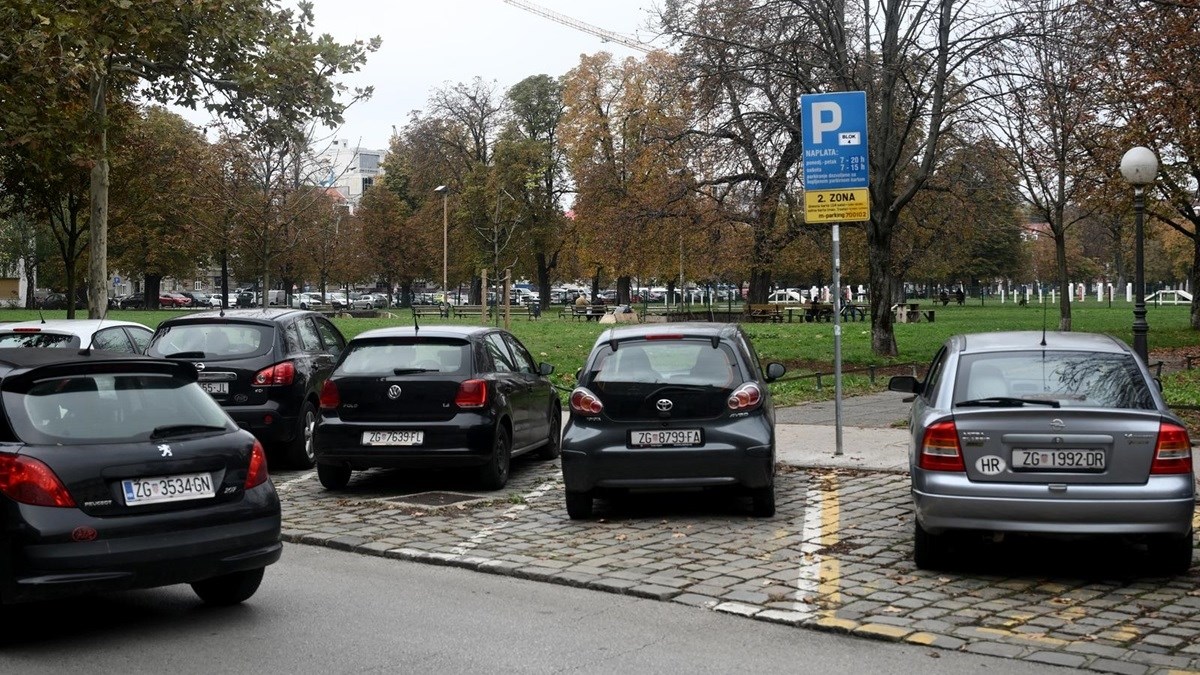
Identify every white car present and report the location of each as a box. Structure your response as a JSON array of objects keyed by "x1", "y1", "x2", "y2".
[
  {"x1": 352, "y1": 294, "x2": 384, "y2": 310},
  {"x1": 291, "y1": 293, "x2": 325, "y2": 310},
  {"x1": 0, "y1": 319, "x2": 154, "y2": 353}
]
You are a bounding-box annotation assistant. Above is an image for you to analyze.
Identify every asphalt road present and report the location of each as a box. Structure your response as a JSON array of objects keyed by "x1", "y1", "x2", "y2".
[{"x1": 0, "y1": 544, "x2": 1073, "y2": 674}]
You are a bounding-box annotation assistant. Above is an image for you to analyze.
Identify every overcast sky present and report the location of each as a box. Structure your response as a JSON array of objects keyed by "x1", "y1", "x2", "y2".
[{"x1": 295, "y1": 0, "x2": 665, "y2": 150}]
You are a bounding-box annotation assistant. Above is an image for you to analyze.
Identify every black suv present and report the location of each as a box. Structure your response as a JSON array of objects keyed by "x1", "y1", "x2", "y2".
[{"x1": 147, "y1": 309, "x2": 346, "y2": 468}]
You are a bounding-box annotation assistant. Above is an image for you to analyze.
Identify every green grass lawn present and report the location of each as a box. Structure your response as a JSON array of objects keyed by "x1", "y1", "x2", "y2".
[{"x1": 14, "y1": 299, "x2": 1200, "y2": 407}]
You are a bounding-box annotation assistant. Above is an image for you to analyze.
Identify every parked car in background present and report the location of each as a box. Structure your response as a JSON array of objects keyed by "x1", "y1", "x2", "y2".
[
  {"x1": 314, "y1": 325, "x2": 561, "y2": 491},
  {"x1": 180, "y1": 291, "x2": 211, "y2": 307},
  {"x1": 889, "y1": 331, "x2": 1194, "y2": 574},
  {"x1": 0, "y1": 319, "x2": 153, "y2": 353},
  {"x1": 352, "y1": 293, "x2": 386, "y2": 309},
  {"x1": 0, "y1": 348, "x2": 281, "y2": 607},
  {"x1": 118, "y1": 293, "x2": 145, "y2": 309},
  {"x1": 562, "y1": 323, "x2": 786, "y2": 519},
  {"x1": 159, "y1": 292, "x2": 190, "y2": 308},
  {"x1": 324, "y1": 293, "x2": 350, "y2": 310},
  {"x1": 146, "y1": 309, "x2": 346, "y2": 468},
  {"x1": 40, "y1": 292, "x2": 87, "y2": 310},
  {"x1": 767, "y1": 289, "x2": 803, "y2": 304},
  {"x1": 291, "y1": 292, "x2": 325, "y2": 310}
]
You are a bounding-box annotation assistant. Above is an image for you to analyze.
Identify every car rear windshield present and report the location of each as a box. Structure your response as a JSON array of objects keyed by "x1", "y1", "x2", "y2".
[
  {"x1": 588, "y1": 339, "x2": 739, "y2": 387},
  {"x1": 0, "y1": 332, "x2": 79, "y2": 348},
  {"x1": 955, "y1": 350, "x2": 1155, "y2": 409},
  {"x1": 337, "y1": 338, "x2": 471, "y2": 376},
  {"x1": 147, "y1": 323, "x2": 274, "y2": 359},
  {"x1": 4, "y1": 373, "x2": 233, "y2": 445}
]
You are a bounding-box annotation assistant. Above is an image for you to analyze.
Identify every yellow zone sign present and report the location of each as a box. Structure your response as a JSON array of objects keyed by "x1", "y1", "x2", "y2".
[{"x1": 804, "y1": 188, "x2": 870, "y2": 223}]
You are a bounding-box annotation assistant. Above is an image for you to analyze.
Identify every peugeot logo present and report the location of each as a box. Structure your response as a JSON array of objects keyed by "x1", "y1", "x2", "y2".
[
  {"x1": 193, "y1": 362, "x2": 205, "y2": 371},
  {"x1": 158, "y1": 444, "x2": 173, "y2": 458},
  {"x1": 1049, "y1": 419, "x2": 1066, "y2": 430},
  {"x1": 656, "y1": 399, "x2": 674, "y2": 412},
  {"x1": 387, "y1": 385, "x2": 402, "y2": 399}
]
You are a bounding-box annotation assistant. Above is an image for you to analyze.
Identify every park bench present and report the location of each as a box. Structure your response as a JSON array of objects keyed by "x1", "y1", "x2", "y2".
[
  {"x1": 892, "y1": 302, "x2": 933, "y2": 323},
  {"x1": 454, "y1": 304, "x2": 489, "y2": 320},
  {"x1": 412, "y1": 304, "x2": 446, "y2": 319},
  {"x1": 802, "y1": 302, "x2": 835, "y2": 322},
  {"x1": 744, "y1": 303, "x2": 783, "y2": 323},
  {"x1": 571, "y1": 304, "x2": 609, "y2": 321}
]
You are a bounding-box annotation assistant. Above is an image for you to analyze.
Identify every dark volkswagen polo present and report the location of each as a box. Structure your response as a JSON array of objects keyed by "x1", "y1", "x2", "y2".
[
  {"x1": 314, "y1": 326, "x2": 561, "y2": 491},
  {"x1": 561, "y1": 323, "x2": 786, "y2": 519},
  {"x1": 0, "y1": 349, "x2": 281, "y2": 606},
  {"x1": 147, "y1": 309, "x2": 346, "y2": 469}
]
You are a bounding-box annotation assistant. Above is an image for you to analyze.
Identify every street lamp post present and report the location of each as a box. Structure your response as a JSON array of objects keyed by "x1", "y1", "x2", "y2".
[
  {"x1": 434, "y1": 185, "x2": 449, "y2": 315},
  {"x1": 1119, "y1": 146, "x2": 1158, "y2": 365}
]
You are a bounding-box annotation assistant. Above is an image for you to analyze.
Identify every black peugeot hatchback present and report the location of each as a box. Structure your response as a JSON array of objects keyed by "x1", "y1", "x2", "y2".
[
  {"x1": 0, "y1": 348, "x2": 281, "y2": 606},
  {"x1": 314, "y1": 325, "x2": 561, "y2": 490},
  {"x1": 147, "y1": 308, "x2": 346, "y2": 468}
]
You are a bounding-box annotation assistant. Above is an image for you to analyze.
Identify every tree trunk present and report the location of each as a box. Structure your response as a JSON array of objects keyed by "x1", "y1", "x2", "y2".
[
  {"x1": 88, "y1": 71, "x2": 109, "y2": 320},
  {"x1": 144, "y1": 274, "x2": 163, "y2": 311},
  {"x1": 1053, "y1": 228, "x2": 1072, "y2": 331},
  {"x1": 1190, "y1": 234, "x2": 1200, "y2": 330},
  {"x1": 748, "y1": 267, "x2": 772, "y2": 305},
  {"x1": 617, "y1": 276, "x2": 631, "y2": 305},
  {"x1": 591, "y1": 266, "x2": 602, "y2": 303},
  {"x1": 535, "y1": 251, "x2": 556, "y2": 311},
  {"x1": 867, "y1": 222, "x2": 898, "y2": 357}
]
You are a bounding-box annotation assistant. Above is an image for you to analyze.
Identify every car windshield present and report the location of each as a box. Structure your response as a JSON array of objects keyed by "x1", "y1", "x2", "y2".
[
  {"x1": 954, "y1": 350, "x2": 1155, "y2": 409},
  {"x1": 147, "y1": 323, "x2": 274, "y2": 359},
  {"x1": 337, "y1": 338, "x2": 471, "y2": 376},
  {"x1": 4, "y1": 373, "x2": 232, "y2": 445},
  {"x1": 589, "y1": 339, "x2": 739, "y2": 388},
  {"x1": 0, "y1": 332, "x2": 80, "y2": 348}
]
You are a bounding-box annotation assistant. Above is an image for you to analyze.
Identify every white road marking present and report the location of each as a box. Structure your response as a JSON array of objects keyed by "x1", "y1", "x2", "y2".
[
  {"x1": 450, "y1": 478, "x2": 558, "y2": 557},
  {"x1": 274, "y1": 471, "x2": 316, "y2": 492}
]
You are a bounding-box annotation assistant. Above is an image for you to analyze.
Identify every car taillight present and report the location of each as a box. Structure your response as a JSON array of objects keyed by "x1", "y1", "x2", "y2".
[
  {"x1": 1151, "y1": 422, "x2": 1192, "y2": 475},
  {"x1": 569, "y1": 387, "x2": 603, "y2": 415},
  {"x1": 244, "y1": 440, "x2": 269, "y2": 489},
  {"x1": 455, "y1": 379, "x2": 488, "y2": 409},
  {"x1": 727, "y1": 383, "x2": 763, "y2": 410},
  {"x1": 319, "y1": 380, "x2": 340, "y2": 410},
  {"x1": 0, "y1": 453, "x2": 75, "y2": 507},
  {"x1": 254, "y1": 361, "x2": 295, "y2": 386},
  {"x1": 918, "y1": 420, "x2": 964, "y2": 471}
]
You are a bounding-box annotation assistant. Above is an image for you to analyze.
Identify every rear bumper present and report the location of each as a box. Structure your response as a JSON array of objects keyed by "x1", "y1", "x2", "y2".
[
  {"x1": 913, "y1": 471, "x2": 1195, "y2": 535},
  {"x1": 314, "y1": 412, "x2": 496, "y2": 470},
  {"x1": 225, "y1": 400, "x2": 298, "y2": 444},
  {"x1": 561, "y1": 417, "x2": 775, "y2": 493},
  {"x1": 3, "y1": 484, "x2": 282, "y2": 604}
]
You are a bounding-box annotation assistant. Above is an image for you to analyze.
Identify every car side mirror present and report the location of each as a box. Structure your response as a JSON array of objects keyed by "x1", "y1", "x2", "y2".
[
  {"x1": 764, "y1": 362, "x2": 786, "y2": 382},
  {"x1": 888, "y1": 375, "x2": 922, "y2": 395},
  {"x1": 539, "y1": 362, "x2": 555, "y2": 377}
]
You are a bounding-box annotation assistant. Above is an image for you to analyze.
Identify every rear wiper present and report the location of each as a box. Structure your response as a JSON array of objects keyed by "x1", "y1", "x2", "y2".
[
  {"x1": 151, "y1": 424, "x2": 227, "y2": 439},
  {"x1": 392, "y1": 367, "x2": 437, "y2": 375},
  {"x1": 165, "y1": 351, "x2": 206, "y2": 359},
  {"x1": 956, "y1": 397, "x2": 1061, "y2": 409}
]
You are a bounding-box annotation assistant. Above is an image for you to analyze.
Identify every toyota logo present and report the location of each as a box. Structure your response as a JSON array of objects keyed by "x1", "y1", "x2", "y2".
[
  {"x1": 387, "y1": 385, "x2": 402, "y2": 399},
  {"x1": 656, "y1": 399, "x2": 674, "y2": 412},
  {"x1": 193, "y1": 362, "x2": 205, "y2": 371}
]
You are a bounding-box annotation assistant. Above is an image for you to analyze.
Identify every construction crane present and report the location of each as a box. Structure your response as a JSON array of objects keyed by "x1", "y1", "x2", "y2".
[{"x1": 503, "y1": 0, "x2": 654, "y2": 54}]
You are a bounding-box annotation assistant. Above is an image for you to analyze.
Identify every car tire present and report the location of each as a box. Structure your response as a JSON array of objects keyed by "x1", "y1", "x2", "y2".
[
  {"x1": 318, "y1": 463, "x2": 351, "y2": 490},
  {"x1": 477, "y1": 426, "x2": 511, "y2": 490},
  {"x1": 1149, "y1": 530, "x2": 1193, "y2": 575},
  {"x1": 750, "y1": 484, "x2": 775, "y2": 518},
  {"x1": 913, "y1": 520, "x2": 948, "y2": 570},
  {"x1": 284, "y1": 401, "x2": 317, "y2": 469},
  {"x1": 191, "y1": 567, "x2": 265, "y2": 606},
  {"x1": 565, "y1": 491, "x2": 593, "y2": 520},
  {"x1": 537, "y1": 406, "x2": 562, "y2": 460}
]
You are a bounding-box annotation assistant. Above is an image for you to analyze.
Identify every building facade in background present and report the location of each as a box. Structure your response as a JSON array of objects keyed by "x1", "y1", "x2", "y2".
[{"x1": 308, "y1": 139, "x2": 386, "y2": 212}]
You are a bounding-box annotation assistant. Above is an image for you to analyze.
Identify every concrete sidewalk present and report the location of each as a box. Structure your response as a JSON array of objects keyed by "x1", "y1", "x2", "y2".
[{"x1": 775, "y1": 423, "x2": 910, "y2": 472}]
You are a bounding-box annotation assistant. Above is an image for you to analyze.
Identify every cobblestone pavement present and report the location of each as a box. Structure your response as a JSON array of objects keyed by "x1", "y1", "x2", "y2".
[{"x1": 273, "y1": 457, "x2": 1200, "y2": 674}]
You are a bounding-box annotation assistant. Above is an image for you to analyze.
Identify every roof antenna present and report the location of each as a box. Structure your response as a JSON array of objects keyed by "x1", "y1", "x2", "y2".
[
  {"x1": 413, "y1": 301, "x2": 421, "y2": 334},
  {"x1": 1040, "y1": 287, "x2": 1048, "y2": 347}
]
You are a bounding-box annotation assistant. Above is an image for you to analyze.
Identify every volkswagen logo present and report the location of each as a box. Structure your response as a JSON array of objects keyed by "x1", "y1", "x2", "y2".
[
  {"x1": 656, "y1": 398, "x2": 674, "y2": 412},
  {"x1": 1049, "y1": 419, "x2": 1066, "y2": 430},
  {"x1": 387, "y1": 385, "x2": 402, "y2": 400},
  {"x1": 193, "y1": 362, "x2": 205, "y2": 371}
]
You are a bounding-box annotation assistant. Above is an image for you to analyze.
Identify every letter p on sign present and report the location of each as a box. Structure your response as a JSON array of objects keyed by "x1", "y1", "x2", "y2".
[{"x1": 810, "y1": 102, "x2": 842, "y2": 144}]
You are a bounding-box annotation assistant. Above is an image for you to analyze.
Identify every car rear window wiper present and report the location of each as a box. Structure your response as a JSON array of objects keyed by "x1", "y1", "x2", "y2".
[
  {"x1": 151, "y1": 424, "x2": 227, "y2": 439},
  {"x1": 392, "y1": 367, "x2": 438, "y2": 375},
  {"x1": 956, "y1": 397, "x2": 1061, "y2": 408}
]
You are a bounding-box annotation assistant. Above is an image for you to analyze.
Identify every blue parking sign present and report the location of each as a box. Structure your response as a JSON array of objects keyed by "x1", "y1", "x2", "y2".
[{"x1": 801, "y1": 91, "x2": 870, "y2": 223}]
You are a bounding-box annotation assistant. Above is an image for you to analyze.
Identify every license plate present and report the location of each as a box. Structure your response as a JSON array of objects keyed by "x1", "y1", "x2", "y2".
[
  {"x1": 199, "y1": 382, "x2": 228, "y2": 395},
  {"x1": 1012, "y1": 449, "x2": 1106, "y2": 471},
  {"x1": 629, "y1": 429, "x2": 702, "y2": 448},
  {"x1": 361, "y1": 430, "x2": 424, "y2": 446},
  {"x1": 122, "y1": 472, "x2": 216, "y2": 506}
]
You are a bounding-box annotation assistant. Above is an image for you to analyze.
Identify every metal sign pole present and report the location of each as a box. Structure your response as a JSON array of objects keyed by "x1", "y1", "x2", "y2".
[{"x1": 832, "y1": 223, "x2": 843, "y2": 456}]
